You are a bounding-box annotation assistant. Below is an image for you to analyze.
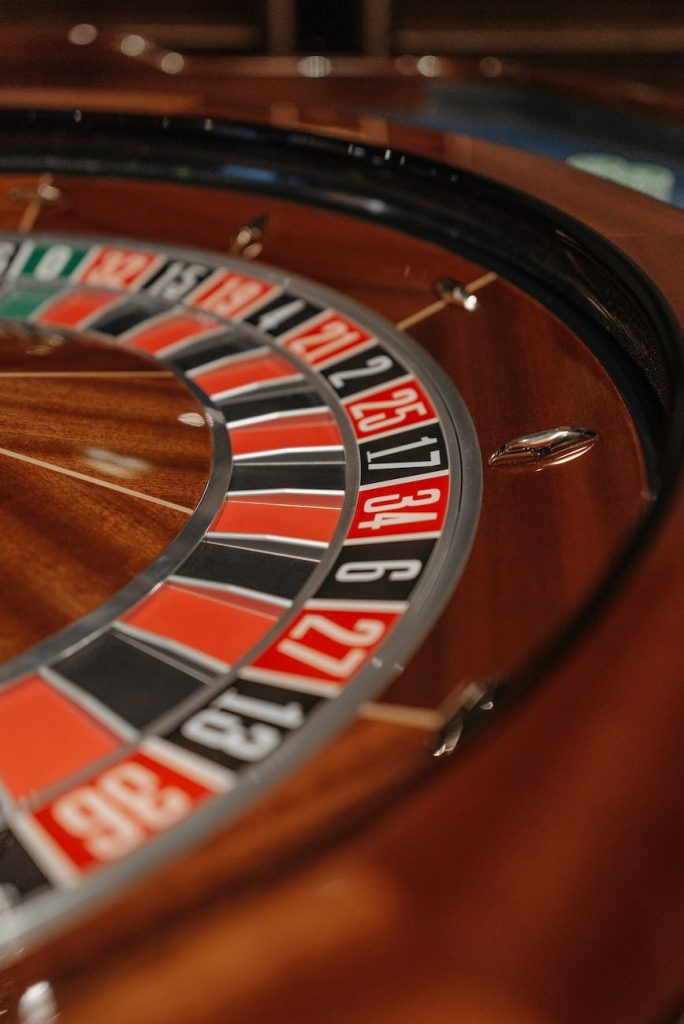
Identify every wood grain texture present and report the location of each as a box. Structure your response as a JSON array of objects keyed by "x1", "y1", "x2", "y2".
[
  {"x1": 1, "y1": 173, "x2": 645, "y2": 687},
  {"x1": 0, "y1": 326, "x2": 212, "y2": 662},
  {"x1": 0, "y1": 99, "x2": 681, "y2": 1024}
]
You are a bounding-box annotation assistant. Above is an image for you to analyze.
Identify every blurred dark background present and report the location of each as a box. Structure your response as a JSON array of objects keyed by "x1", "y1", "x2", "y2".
[
  {"x1": 0, "y1": 1, "x2": 682, "y2": 204},
  {"x1": 0, "y1": 0, "x2": 681, "y2": 79}
]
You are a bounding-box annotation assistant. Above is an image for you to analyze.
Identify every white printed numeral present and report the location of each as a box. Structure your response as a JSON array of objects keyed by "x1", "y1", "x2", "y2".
[
  {"x1": 335, "y1": 559, "x2": 422, "y2": 584},
  {"x1": 358, "y1": 488, "x2": 440, "y2": 531},
  {"x1": 51, "y1": 763, "x2": 191, "y2": 861},
  {"x1": 277, "y1": 614, "x2": 385, "y2": 678},
  {"x1": 366, "y1": 434, "x2": 441, "y2": 471},
  {"x1": 146, "y1": 260, "x2": 208, "y2": 301},
  {"x1": 85, "y1": 250, "x2": 151, "y2": 287},
  {"x1": 349, "y1": 387, "x2": 426, "y2": 434},
  {"x1": 287, "y1": 318, "x2": 362, "y2": 364},
  {"x1": 182, "y1": 711, "x2": 280, "y2": 762},
  {"x1": 328, "y1": 354, "x2": 393, "y2": 390},
  {"x1": 32, "y1": 244, "x2": 74, "y2": 280}
]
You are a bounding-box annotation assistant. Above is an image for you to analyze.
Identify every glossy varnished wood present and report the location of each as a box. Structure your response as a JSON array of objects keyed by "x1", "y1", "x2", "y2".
[
  {"x1": 0, "y1": 173, "x2": 646, "y2": 685},
  {"x1": 0, "y1": 105, "x2": 681, "y2": 1024},
  {"x1": 0, "y1": 326, "x2": 212, "y2": 661}
]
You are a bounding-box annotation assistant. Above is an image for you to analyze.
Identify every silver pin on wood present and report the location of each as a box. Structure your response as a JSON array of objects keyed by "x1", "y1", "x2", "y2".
[
  {"x1": 396, "y1": 271, "x2": 497, "y2": 331},
  {"x1": 489, "y1": 427, "x2": 598, "y2": 469},
  {"x1": 230, "y1": 214, "x2": 269, "y2": 259}
]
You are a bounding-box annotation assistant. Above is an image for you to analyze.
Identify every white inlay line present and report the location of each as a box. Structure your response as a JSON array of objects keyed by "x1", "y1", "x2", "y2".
[
  {"x1": 0, "y1": 370, "x2": 173, "y2": 378},
  {"x1": 0, "y1": 446, "x2": 194, "y2": 514},
  {"x1": 358, "y1": 702, "x2": 444, "y2": 731},
  {"x1": 396, "y1": 271, "x2": 499, "y2": 331}
]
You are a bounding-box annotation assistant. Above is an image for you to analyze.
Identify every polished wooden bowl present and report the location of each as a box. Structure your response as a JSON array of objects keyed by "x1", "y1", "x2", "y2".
[{"x1": 0, "y1": 95, "x2": 681, "y2": 1024}]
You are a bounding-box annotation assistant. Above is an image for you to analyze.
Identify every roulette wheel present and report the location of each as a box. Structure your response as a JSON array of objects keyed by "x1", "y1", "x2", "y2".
[{"x1": 0, "y1": 102, "x2": 681, "y2": 1024}]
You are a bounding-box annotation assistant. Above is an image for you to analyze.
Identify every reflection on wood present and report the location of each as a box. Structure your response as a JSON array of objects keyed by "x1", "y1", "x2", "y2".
[
  {"x1": 0, "y1": 327, "x2": 211, "y2": 661},
  {"x1": 0, "y1": 107, "x2": 681, "y2": 1024}
]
